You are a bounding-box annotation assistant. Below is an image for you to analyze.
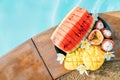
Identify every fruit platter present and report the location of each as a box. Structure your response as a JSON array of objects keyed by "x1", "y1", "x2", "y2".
[{"x1": 51, "y1": 7, "x2": 115, "y2": 75}]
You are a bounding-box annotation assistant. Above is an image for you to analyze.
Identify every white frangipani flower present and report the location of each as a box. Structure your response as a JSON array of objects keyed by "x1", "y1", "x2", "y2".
[
  {"x1": 92, "y1": 14, "x2": 98, "y2": 21},
  {"x1": 76, "y1": 64, "x2": 89, "y2": 75},
  {"x1": 104, "y1": 51, "x2": 115, "y2": 61},
  {"x1": 57, "y1": 53, "x2": 65, "y2": 64},
  {"x1": 80, "y1": 39, "x2": 91, "y2": 49}
]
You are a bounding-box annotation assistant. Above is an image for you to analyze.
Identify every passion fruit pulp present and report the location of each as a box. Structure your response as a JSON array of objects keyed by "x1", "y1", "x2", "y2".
[{"x1": 88, "y1": 29, "x2": 104, "y2": 45}]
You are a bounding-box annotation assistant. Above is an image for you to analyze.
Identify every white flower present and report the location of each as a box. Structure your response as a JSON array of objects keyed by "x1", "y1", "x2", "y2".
[
  {"x1": 92, "y1": 14, "x2": 98, "y2": 21},
  {"x1": 104, "y1": 51, "x2": 115, "y2": 61},
  {"x1": 76, "y1": 64, "x2": 89, "y2": 75},
  {"x1": 57, "y1": 53, "x2": 65, "y2": 64},
  {"x1": 80, "y1": 39, "x2": 91, "y2": 49}
]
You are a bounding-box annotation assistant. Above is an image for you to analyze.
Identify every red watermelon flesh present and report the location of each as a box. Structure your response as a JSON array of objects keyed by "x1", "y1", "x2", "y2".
[
  {"x1": 59, "y1": 26, "x2": 81, "y2": 42},
  {"x1": 51, "y1": 7, "x2": 93, "y2": 53}
]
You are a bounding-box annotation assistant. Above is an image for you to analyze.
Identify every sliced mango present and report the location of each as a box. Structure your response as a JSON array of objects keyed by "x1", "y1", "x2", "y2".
[
  {"x1": 82, "y1": 46, "x2": 105, "y2": 71},
  {"x1": 64, "y1": 46, "x2": 105, "y2": 71},
  {"x1": 64, "y1": 48, "x2": 84, "y2": 70}
]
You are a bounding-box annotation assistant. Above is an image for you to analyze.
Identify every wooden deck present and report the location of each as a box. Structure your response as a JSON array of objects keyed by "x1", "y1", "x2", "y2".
[{"x1": 0, "y1": 11, "x2": 120, "y2": 80}]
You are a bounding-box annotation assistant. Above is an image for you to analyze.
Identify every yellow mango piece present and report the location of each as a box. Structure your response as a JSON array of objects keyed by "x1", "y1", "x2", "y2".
[
  {"x1": 82, "y1": 46, "x2": 105, "y2": 71},
  {"x1": 64, "y1": 45, "x2": 105, "y2": 71},
  {"x1": 64, "y1": 48, "x2": 84, "y2": 70}
]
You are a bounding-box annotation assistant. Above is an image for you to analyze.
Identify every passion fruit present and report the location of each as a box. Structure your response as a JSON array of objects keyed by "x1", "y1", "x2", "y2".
[
  {"x1": 101, "y1": 39, "x2": 114, "y2": 52},
  {"x1": 95, "y1": 20, "x2": 104, "y2": 30},
  {"x1": 88, "y1": 29, "x2": 104, "y2": 45},
  {"x1": 101, "y1": 28, "x2": 112, "y2": 39}
]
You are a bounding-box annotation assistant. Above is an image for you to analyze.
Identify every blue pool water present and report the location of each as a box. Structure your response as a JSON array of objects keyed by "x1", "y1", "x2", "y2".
[{"x1": 0, "y1": 0, "x2": 120, "y2": 56}]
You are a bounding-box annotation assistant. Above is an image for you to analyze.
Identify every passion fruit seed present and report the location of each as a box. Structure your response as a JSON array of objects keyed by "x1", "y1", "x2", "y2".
[{"x1": 88, "y1": 29, "x2": 104, "y2": 45}]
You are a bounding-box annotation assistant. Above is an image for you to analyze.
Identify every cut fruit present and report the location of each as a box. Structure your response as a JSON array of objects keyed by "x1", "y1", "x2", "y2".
[
  {"x1": 101, "y1": 39, "x2": 114, "y2": 52},
  {"x1": 64, "y1": 46, "x2": 105, "y2": 71},
  {"x1": 82, "y1": 46, "x2": 105, "y2": 71},
  {"x1": 51, "y1": 7, "x2": 94, "y2": 53},
  {"x1": 101, "y1": 28, "x2": 112, "y2": 39},
  {"x1": 95, "y1": 20, "x2": 104, "y2": 30},
  {"x1": 64, "y1": 48, "x2": 84, "y2": 70},
  {"x1": 88, "y1": 29, "x2": 104, "y2": 45}
]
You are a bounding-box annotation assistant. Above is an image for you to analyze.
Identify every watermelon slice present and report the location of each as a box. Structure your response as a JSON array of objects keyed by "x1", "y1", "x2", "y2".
[{"x1": 51, "y1": 7, "x2": 94, "y2": 53}]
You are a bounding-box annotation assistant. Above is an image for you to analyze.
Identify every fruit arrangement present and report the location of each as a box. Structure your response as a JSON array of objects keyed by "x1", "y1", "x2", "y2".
[{"x1": 51, "y1": 7, "x2": 115, "y2": 75}]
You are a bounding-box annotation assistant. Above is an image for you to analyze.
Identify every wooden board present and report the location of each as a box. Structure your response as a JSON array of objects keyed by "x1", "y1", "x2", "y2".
[
  {"x1": 32, "y1": 28, "x2": 70, "y2": 79},
  {"x1": 0, "y1": 40, "x2": 52, "y2": 80},
  {"x1": 101, "y1": 11, "x2": 120, "y2": 18}
]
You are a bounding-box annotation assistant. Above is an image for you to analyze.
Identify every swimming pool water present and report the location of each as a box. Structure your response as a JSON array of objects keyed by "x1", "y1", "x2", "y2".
[{"x1": 0, "y1": 0, "x2": 120, "y2": 56}]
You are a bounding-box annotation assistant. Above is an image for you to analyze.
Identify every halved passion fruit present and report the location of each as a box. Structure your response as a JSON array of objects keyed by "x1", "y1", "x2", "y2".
[{"x1": 88, "y1": 29, "x2": 104, "y2": 45}]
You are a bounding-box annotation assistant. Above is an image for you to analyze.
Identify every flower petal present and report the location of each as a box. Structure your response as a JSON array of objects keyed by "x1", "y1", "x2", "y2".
[
  {"x1": 85, "y1": 66, "x2": 89, "y2": 70},
  {"x1": 106, "y1": 56, "x2": 111, "y2": 61},
  {"x1": 110, "y1": 51, "x2": 115, "y2": 54},
  {"x1": 80, "y1": 39, "x2": 90, "y2": 49},
  {"x1": 104, "y1": 51, "x2": 115, "y2": 61},
  {"x1": 76, "y1": 65, "x2": 89, "y2": 75},
  {"x1": 85, "y1": 71, "x2": 88, "y2": 76},
  {"x1": 56, "y1": 53, "x2": 65, "y2": 64},
  {"x1": 111, "y1": 54, "x2": 115, "y2": 57},
  {"x1": 76, "y1": 65, "x2": 83, "y2": 70},
  {"x1": 56, "y1": 57, "x2": 60, "y2": 61},
  {"x1": 60, "y1": 60, "x2": 64, "y2": 64},
  {"x1": 79, "y1": 70, "x2": 84, "y2": 74}
]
